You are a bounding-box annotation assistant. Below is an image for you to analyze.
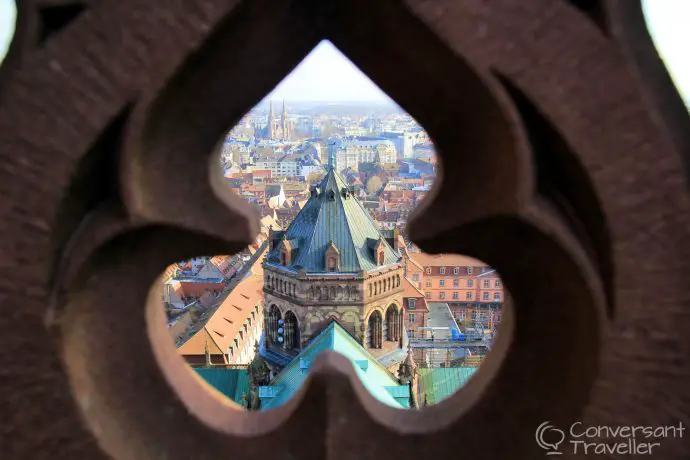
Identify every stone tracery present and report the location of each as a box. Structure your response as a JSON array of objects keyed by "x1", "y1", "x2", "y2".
[{"x1": 0, "y1": 1, "x2": 688, "y2": 459}]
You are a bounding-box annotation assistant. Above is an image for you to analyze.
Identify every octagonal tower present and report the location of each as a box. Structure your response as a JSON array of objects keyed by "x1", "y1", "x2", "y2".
[{"x1": 262, "y1": 166, "x2": 405, "y2": 366}]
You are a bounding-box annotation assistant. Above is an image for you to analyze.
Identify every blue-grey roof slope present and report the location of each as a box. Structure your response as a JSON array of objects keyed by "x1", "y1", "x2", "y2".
[{"x1": 265, "y1": 167, "x2": 400, "y2": 273}]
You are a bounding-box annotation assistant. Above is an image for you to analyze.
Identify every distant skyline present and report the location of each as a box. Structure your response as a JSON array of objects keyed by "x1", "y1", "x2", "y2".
[{"x1": 0, "y1": 0, "x2": 688, "y2": 105}]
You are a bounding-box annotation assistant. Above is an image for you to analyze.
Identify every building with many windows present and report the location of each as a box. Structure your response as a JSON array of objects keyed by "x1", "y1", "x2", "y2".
[
  {"x1": 406, "y1": 253, "x2": 504, "y2": 305},
  {"x1": 327, "y1": 136, "x2": 398, "y2": 172}
]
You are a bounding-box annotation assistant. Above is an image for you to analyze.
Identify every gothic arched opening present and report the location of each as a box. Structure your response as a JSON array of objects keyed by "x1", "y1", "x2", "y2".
[
  {"x1": 283, "y1": 311, "x2": 300, "y2": 351},
  {"x1": 367, "y1": 310, "x2": 382, "y2": 349},
  {"x1": 267, "y1": 305, "x2": 282, "y2": 344},
  {"x1": 385, "y1": 304, "x2": 400, "y2": 342}
]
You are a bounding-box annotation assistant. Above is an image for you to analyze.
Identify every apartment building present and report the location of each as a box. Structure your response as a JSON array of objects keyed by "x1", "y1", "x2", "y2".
[{"x1": 406, "y1": 253, "x2": 504, "y2": 306}]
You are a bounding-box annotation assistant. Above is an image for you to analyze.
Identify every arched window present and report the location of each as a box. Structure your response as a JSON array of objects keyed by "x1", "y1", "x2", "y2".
[
  {"x1": 267, "y1": 305, "x2": 282, "y2": 344},
  {"x1": 378, "y1": 251, "x2": 384, "y2": 265},
  {"x1": 367, "y1": 311, "x2": 383, "y2": 349},
  {"x1": 283, "y1": 311, "x2": 300, "y2": 351},
  {"x1": 385, "y1": 305, "x2": 398, "y2": 341}
]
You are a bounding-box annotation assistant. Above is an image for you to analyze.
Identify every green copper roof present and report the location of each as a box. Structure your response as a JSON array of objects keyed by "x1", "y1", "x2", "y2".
[
  {"x1": 418, "y1": 367, "x2": 478, "y2": 405},
  {"x1": 259, "y1": 321, "x2": 409, "y2": 411},
  {"x1": 265, "y1": 167, "x2": 400, "y2": 273},
  {"x1": 194, "y1": 368, "x2": 249, "y2": 405}
]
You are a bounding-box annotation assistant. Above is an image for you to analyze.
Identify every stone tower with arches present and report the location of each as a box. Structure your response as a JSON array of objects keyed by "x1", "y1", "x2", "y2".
[{"x1": 262, "y1": 166, "x2": 405, "y2": 367}]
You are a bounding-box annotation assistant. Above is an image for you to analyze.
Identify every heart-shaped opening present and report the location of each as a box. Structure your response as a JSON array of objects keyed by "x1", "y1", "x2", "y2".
[{"x1": 159, "y1": 41, "x2": 508, "y2": 412}]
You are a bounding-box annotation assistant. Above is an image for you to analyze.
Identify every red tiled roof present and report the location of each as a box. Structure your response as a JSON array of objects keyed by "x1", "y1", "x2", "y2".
[
  {"x1": 402, "y1": 277, "x2": 429, "y2": 312},
  {"x1": 409, "y1": 252, "x2": 487, "y2": 269},
  {"x1": 177, "y1": 274, "x2": 264, "y2": 357}
]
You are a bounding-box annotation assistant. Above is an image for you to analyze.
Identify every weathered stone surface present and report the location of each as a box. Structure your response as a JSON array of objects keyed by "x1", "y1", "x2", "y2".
[{"x1": 0, "y1": 0, "x2": 688, "y2": 459}]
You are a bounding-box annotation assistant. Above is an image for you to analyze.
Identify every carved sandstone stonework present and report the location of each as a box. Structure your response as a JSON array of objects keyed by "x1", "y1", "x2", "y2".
[
  {"x1": 264, "y1": 267, "x2": 405, "y2": 349},
  {"x1": 0, "y1": 1, "x2": 689, "y2": 459}
]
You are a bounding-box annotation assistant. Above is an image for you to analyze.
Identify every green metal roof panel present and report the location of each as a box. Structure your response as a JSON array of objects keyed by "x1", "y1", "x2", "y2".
[
  {"x1": 418, "y1": 367, "x2": 478, "y2": 405},
  {"x1": 194, "y1": 368, "x2": 250, "y2": 405},
  {"x1": 258, "y1": 385, "x2": 284, "y2": 398},
  {"x1": 394, "y1": 397, "x2": 411, "y2": 409},
  {"x1": 260, "y1": 321, "x2": 408, "y2": 411},
  {"x1": 266, "y1": 168, "x2": 400, "y2": 273},
  {"x1": 385, "y1": 386, "x2": 410, "y2": 398}
]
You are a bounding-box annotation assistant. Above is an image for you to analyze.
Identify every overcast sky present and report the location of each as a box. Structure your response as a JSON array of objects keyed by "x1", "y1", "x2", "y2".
[{"x1": 0, "y1": 0, "x2": 688, "y2": 104}]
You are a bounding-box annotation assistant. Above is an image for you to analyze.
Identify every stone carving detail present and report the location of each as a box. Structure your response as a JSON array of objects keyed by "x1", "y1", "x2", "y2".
[{"x1": 0, "y1": 1, "x2": 688, "y2": 460}]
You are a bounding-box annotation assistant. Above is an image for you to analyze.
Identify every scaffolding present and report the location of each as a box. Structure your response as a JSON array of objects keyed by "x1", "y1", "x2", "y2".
[{"x1": 409, "y1": 303, "x2": 501, "y2": 368}]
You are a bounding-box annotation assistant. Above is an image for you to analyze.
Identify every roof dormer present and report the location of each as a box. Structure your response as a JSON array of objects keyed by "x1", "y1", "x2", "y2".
[
  {"x1": 278, "y1": 237, "x2": 294, "y2": 266},
  {"x1": 374, "y1": 238, "x2": 386, "y2": 266},
  {"x1": 325, "y1": 241, "x2": 340, "y2": 272}
]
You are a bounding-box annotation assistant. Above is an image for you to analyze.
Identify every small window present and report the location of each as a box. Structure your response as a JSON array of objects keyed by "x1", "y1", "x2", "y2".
[
  {"x1": 467, "y1": 280, "x2": 473, "y2": 287},
  {"x1": 494, "y1": 292, "x2": 501, "y2": 301},
  {"x1": 408, "y1": 298, "x2": 416, "y2": 310},
  {"x1": 439, "y1": 292, "x2": 445, "y2": 299},
  {"x1": 408, "y1": 314, "x2": 415, "y2": 323},
  {"x1": 408, "y1": 329, "x2": 415, "y2": 339},
  {"x1": 453, "y1": 292, "x2": 458, "y2": 299},
  {"x1": 466, "y1": 292, "x2": 473, "y2": 300},
  {"x1": 484, "y1": 280, "x2": 490, "y2": 288},
  {"x1": 440, "y1": 267, "x2": 446, "y2": 275},
  {"x1": 495, "y1": 280, "x2": 501, "y2": 288},
  {"x1": 425, "y1": 280, "x2": 431, "y2": 288},
  {"x1": 328, "y1": 257, "x2": 338, "y2": 272},
  {"x1": 467, "y1": 267, "x2": 474, "y2": 275},
  {"x1": 483, "y1": 292, "x2": 489, "y2": 301},
  {"x1": 412, "y1": 274, "x2": 419, "y2": 281},
  {"x1": 425, "y1": 267, "x2": 431, "y2": 274},
  {"x1": 439, "y1": 280, "x2": 445, "y2": 287},
  {"x1": 453, "y1": 279, "x2": 459, "y2": 287},
  {"x1": 425, "y1": 292, "x2": 431, "y2": 299}
]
